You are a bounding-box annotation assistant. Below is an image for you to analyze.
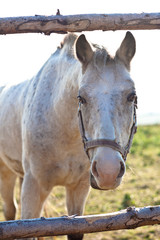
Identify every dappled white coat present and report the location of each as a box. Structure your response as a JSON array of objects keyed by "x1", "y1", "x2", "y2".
[{"x1": 0, "y1": 32, "x2": 136, "y2": 240}]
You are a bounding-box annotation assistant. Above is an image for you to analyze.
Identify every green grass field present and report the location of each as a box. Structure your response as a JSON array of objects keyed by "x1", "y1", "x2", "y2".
[{"x1": 0, "y1": 125, "x2": 160, "y2": 239}]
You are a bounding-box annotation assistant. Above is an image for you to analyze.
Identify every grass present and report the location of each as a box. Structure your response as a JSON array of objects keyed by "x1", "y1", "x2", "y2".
[{"x1": 0, "y1": 125, "x2": 160, "y2": 239}]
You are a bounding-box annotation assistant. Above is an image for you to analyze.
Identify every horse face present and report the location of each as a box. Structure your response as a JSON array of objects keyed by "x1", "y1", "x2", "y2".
[{"x1": 76, "y1": 32, "x2": 136, "y2": 190}]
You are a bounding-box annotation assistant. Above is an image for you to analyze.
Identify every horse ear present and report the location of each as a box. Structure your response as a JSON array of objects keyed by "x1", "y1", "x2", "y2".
[
  {"x1": 75, "y1": 34, "x2": 93, "y2": 71},
  {"x1": 116, "y1": 31, "x2": 136, "y2": 70}
]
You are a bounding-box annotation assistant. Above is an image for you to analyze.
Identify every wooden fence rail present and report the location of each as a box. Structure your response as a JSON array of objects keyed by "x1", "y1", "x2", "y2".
[
  {"x1": 0, "y1": 206, "x2": 160, "y2": 239},
  {"x1": 0, "y1": 12, "x2": 160, "y2": 35}
]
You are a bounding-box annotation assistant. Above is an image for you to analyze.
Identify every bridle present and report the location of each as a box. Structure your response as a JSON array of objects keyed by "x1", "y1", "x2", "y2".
[{"x1": 77, "y1": 95, "x2": 137, "y2": 162}]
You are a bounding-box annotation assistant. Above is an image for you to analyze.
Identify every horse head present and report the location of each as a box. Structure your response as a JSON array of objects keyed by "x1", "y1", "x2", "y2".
[{"x1": 75, "y1": 32, "x2": 137, "y2": 190}]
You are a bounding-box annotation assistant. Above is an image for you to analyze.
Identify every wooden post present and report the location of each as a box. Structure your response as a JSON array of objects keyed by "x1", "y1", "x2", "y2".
[
  {"x1": 0, "y1": 12, "x2": 160, "y2": 35},
  {"x1": 0, "y1": 206, "x2": 159, "y2": 239}
]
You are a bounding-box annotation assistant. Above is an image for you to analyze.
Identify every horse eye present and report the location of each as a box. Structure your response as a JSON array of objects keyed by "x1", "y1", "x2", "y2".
[
  {"x1": 127, "y1": 92, "x2": 137, "y2": 102},
  {"x1": 77, "y1": 95, "x2": 86, "y2": 104}
]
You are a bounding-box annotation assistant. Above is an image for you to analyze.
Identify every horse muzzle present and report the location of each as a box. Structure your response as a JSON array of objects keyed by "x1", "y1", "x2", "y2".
[
  {"x1": 90, "y1": 172, "x2": 101, "y2": 190},
  {"x1": 90, "y1": 149, "x2": 126, "y2": 190},
  {"x1": 90, "y1": 171, "x2": 123, "y2": 190}
]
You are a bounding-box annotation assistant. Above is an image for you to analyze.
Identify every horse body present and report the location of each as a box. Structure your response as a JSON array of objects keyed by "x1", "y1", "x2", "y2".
[
  {"x1": 0, "y1": 81, "x2": 29, "y2": 175},
  {"x1": 0, "y1": 32, "x2": 136, "y2": 240}
]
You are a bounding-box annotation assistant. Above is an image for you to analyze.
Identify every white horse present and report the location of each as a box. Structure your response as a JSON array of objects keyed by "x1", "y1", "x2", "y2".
[{"x1": 0, "y1": 31, "x2": 137, "y2": 240}]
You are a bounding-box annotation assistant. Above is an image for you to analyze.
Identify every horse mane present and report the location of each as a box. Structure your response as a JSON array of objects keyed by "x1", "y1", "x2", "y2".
[
  {"x1": 60, "y1": 33, "x2": 77, "y2": 48},
  {"x1": 59, "y1": 33, "x2": 112, "y2": 69},
  {"x1": 93, "y1": 46, "x2": 112, "y2": 71},
  {"x1": 0, "y1": 86, "x2": 5, "y2": 94},
  {"x1": 59, "y1": 33, "x2": 77, "y2": 57}
]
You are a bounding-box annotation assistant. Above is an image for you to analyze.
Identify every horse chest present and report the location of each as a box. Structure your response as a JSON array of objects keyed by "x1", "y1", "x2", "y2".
[{"x1": 23, "y1": 136, "x2": 89, "y2": 186}]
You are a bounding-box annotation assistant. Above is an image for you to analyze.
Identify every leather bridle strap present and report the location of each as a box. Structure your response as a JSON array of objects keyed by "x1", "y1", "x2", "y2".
[
  {"x1": 123, "y1": 106, "x2": 137, "y2": 159},
  {"x1": 84, "y1": 139, "x2": 125, "y2": 158},
  {"x1": 78, "y1": 98, "x2": 137, "y2": 162},
  {"x1": 78, "y1": 103, "x2": 87, "y2": 143}
]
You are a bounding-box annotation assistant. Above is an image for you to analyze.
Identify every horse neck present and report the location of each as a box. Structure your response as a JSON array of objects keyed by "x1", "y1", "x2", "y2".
[{"x1": 53, "y1": 58, "x2": 81, "y2": 141}]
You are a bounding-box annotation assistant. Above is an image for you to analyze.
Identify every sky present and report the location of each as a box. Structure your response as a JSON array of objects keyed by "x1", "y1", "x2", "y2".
[{"x1": 0, "y1": 0, "x2": 160, "y2": 124}]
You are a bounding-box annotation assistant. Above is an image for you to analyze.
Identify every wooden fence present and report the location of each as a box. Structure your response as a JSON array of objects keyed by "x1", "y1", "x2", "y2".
[
  {"x1": 0, "y1": 206, "x2": 160, "y2": 239},
  {"x1": 0, "y1": 12, "x2": 160, "y2": 35}
]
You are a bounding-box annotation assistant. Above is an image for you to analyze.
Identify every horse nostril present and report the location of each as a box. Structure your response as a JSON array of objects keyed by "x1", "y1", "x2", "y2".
[
  {"x1": 118, "y1": 161, "x2": 125, "y2": 178},
  {"x1": 92, "y1": 161, "x2": 99, "y2": 178}
]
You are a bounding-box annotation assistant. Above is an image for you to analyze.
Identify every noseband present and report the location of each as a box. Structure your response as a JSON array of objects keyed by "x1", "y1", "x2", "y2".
[{"x1": 77, "y1": 96, "x2": 137, "y2": 161}]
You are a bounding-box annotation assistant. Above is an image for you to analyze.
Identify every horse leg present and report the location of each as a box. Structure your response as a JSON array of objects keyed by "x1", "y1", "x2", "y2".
[
  {"x1": 0, "y1": 158, "x2": 17, "y2": 220},
  {"x1": 20, "y1": 171, "x2": 52, "y2": 240},
  {"x1": 66, "y1": 173, "x2": 90, "y2": 240}
]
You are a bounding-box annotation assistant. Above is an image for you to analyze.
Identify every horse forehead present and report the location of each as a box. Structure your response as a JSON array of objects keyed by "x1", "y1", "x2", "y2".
[
  {"x1": 86, "y1": 57, "x2": 131, "y2": 82},
  {"x1": 83, "y1": 67, "x2": 134, "y2": 95},
  {"x1": 102, "y1": 60, "x2": 131, "y2": 81}
]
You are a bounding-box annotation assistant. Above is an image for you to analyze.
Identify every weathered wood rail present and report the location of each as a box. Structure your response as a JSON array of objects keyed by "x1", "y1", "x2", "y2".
[
  {"x1": 0, "y1": 206, "x2": 159, "y2": 239},
  {"x1": 0, "y1": 12, "x2": 160, "y2": 35}
]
